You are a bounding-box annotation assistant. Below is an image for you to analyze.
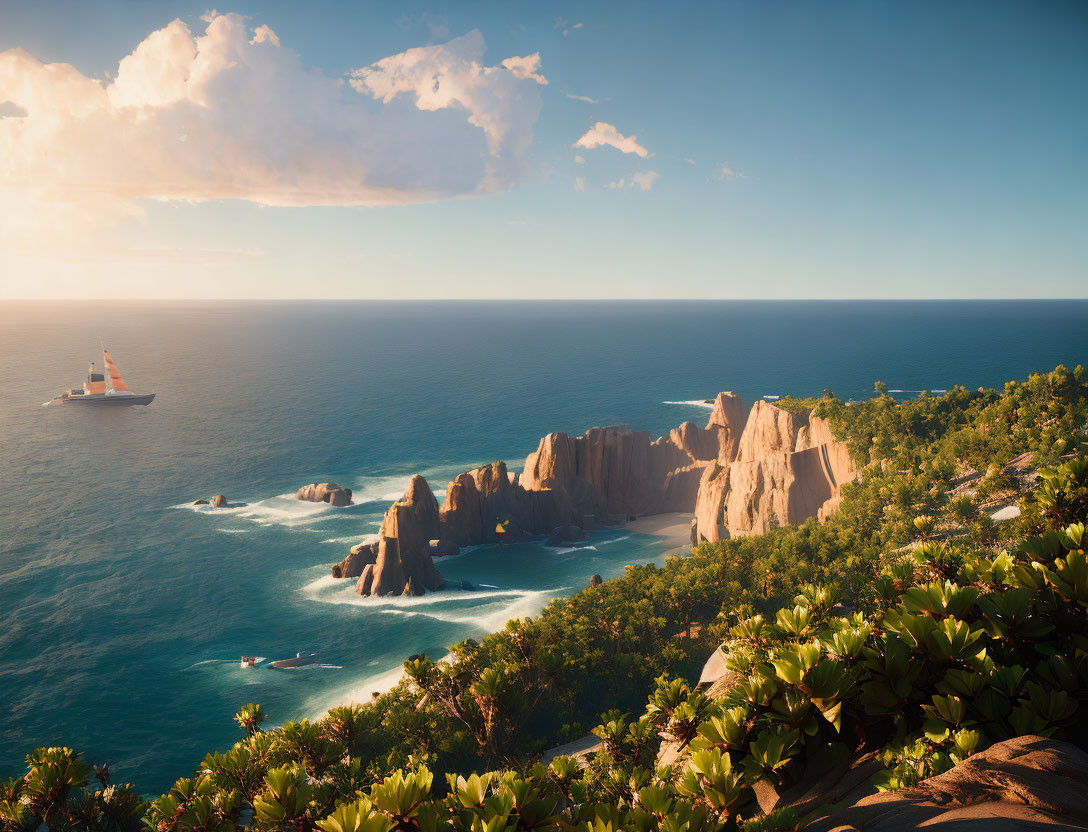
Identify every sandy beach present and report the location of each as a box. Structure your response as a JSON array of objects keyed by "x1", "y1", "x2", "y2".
[{"x1": 625, "y1": 512, "x2": 694, "y2": 553}]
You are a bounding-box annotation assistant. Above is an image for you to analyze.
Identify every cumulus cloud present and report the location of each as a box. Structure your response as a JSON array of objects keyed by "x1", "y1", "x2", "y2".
[
  {"x1": 574, "y1": 122, "x2": 650, "y2": 157},
  {"x1": 717, "y1": 165, "x2": 737, "y2": 180},
  {"x1": 574, "y1": 155, "x2": 585, "y2": 164},
  {"x1": 500, "y1": 53, "x2": 547, "y2": 84},
  {"x1": 0, "y1": 13, "x2": 547, "y2": 255},
  {"x1": 574, "y1": 176, "x2": 587, "y2": 191}
]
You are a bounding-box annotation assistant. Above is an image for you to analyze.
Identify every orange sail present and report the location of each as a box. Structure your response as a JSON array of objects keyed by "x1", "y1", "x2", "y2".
[{"x1": 102, "y1": 349, "x2": 130, "y2": 392}]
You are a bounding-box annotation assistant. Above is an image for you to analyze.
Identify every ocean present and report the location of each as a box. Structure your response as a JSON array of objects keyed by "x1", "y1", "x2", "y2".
[{"x1": 1, "y1": 299, "x2": 1085, "y2": 792}]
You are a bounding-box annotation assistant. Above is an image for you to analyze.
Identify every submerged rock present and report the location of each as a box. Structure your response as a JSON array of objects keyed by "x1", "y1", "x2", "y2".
[
  {"x1": 193, "y1": 499, "x2": 209, "y2": 505},
  {"x1": 428, "y1": 539, "x2": 460, "y2": 557},
  {"x1": 548, "y1": 525, "x2": 588, "y2": 546},
  {"x1": 295, "y1": 482, "x2": 353, "y2": 507}
]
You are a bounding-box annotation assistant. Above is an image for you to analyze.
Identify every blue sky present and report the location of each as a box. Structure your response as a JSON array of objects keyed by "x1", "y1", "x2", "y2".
[{"x1": 0, "y1": 0, "x2": 1085, "y2": 298}]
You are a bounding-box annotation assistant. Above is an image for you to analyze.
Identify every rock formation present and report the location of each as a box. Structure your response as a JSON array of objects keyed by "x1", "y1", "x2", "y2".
[
  {"x1": 295, "y1": 482, "x2": 353, "y2": 507},
  {"x1": 333, "y1": 540, "x2": 378, "y2": 579},
  {"x1": 806, "y1": 735, "x2": 1088, "y2": 831},
  {"x1": 354, "y1": 476, "x2": 445, "y2": 597},
  {"x1": 332, "y1": 390, "x2": 855, "y2": 594},
  {"x1": 691, "y1": 405, "x2": 856, "y2": 543},
  {"x1": 212, "y1": 494, "x2": 227, "y2": 508}
]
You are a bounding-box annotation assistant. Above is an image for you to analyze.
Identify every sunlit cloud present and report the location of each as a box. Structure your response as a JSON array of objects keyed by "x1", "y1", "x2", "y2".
[
  {"x1": 0, "y1": 14, "x2": 547, "y2": 256},
  {"x1": 574, "y1": 122, "x2": 651, "y2": 157},
  {"x1": 566, "y1": 93, "x2": 599, "y2": 103},
  {"x1": 500, "y1": 53, "x2": 548, "y2": 84}
]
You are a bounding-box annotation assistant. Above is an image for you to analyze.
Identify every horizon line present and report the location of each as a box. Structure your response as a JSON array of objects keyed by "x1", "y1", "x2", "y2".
[{"x1": 1, "y1": 297, "x2": 1087, "y2": 303}]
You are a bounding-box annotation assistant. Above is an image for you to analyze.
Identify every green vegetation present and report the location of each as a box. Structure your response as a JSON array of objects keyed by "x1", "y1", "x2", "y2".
[{"x1": 2, "y1": 366, "x2": 1087, "y2": 832}]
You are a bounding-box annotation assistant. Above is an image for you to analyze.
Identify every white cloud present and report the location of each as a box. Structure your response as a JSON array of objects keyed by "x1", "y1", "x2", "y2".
[
  {"x1": 555, "y1": 18, "x2": 583, "y2": 37},
  {"x1": 683, "y1": 157, "x2": 696, "y2": 165},
  {"x1": 500, "y1": 53, "x2": 548, "y2": 85},
  {"x1": 604, "y1": 178, "x2": 624, "y2": 189},
  {"x1": 630, "y1": 171, "x2": 660, "y2": 191},
  {"x1": 566, "y1": 93, "x2": 599, "y2": 103},
  {"x1": 574, "y1": 122, "x2": 650, "y2": 157},
  {"x1": 574, "y1": 155, "x2": 585, "y2": 165},
  {"x1": 0, "y1": 14, "x2": 547, "y2": 255},
  {"x1": 574, "y1": 176, "x2": 587, "y2": 191},
  {"x1": 717, "y1": 165, "x2": 737, "y2": 180}
]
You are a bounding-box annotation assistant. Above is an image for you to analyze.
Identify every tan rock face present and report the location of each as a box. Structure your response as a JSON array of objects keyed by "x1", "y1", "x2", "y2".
[
  {"x1": 707, "y1": 391, "x2": 749, "y2": 462},
  {"x1": 692, "y1": 404, "x2": 856, "y2": 543},
  {"x1": 806, "y1": 735, "x2": 1088, "y2": 831}
]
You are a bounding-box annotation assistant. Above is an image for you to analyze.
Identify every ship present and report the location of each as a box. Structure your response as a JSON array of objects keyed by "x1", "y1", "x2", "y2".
[
  {"x1": 270, "y1": 652, "x2": 318, "y2": 669},
  {"x1": 47, "y1": 347, "x2": 155, "y2": 406}
]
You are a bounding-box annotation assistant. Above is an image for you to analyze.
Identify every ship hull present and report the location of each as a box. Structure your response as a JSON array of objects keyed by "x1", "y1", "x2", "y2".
[{"x1": 61, "y1": 393, "x2": 155, "y2": 406}]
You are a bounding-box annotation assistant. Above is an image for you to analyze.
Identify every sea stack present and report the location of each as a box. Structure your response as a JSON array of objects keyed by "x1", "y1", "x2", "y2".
[{"x1": 354, "y1": 476, "x2": 445, "y2": 597}]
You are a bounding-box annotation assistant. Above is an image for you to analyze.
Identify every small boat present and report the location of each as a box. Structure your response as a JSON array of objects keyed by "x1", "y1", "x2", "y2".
[
  {"x1": 240, "y1": 655, "x2": 266, "y2": 668},
  {"x1": 47, "y1": 346, "x2": 155, "y2": 406},
  {"x1": 270, "y1": 652, "x2": 318, "y2": 669},
  {"x1": 763, "y1": 395, "x2": 781, "y2": 402}
]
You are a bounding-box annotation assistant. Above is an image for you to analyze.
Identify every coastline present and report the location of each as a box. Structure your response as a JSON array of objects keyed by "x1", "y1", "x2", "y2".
[{"x1": 625, "y1": 512, "x2": 693, "y2": 552}]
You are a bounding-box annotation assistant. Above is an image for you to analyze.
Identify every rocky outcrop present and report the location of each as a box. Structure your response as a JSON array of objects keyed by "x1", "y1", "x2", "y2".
[
  {"x1": 355, "y1": 476, "x2": 445, "y2": 597},
  {"x1": 212, "y1": 494, "x2": 228, "y2": 508},
  {"x1": 333, "y1": 540, "x2": 378, "y2": 579},
  {"x1": 806, "y1": 735, "x2": 1088, "y2": 831},
  {"x1": 295, "y1": 482, "x2": 353, "y2": 507},
  {"x1": 333, "y1": 391, "x2": 854, "y2": 593},
  {"x1": 692, "y1": 406, "x2": 856, "y2": 543}
]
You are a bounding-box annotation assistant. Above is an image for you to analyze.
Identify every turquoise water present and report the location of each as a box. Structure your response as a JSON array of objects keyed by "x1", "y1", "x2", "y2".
[{"x1": 1, "y1": 300, "x2": 1086, "y2": 792}]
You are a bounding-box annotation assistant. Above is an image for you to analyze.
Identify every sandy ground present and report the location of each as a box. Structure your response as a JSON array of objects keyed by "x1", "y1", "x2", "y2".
[{"x1": 625, "y1": 512, "x2": 694, "y2": 552}]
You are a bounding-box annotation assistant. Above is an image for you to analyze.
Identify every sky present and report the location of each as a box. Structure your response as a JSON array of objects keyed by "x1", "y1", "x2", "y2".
[{"x1": 0, "y1": 0, "x2": 1085, "y2": 299}]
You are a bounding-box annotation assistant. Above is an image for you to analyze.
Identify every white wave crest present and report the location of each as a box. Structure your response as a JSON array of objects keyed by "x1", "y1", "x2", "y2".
[{"x1": 662, "y1": 400, "x2": 715, "y2": 409}]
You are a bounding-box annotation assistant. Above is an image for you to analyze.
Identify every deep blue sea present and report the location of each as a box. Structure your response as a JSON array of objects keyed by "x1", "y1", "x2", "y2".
[{"x1": 1, "y1": 300, "x2": 1086, "y2": 793}]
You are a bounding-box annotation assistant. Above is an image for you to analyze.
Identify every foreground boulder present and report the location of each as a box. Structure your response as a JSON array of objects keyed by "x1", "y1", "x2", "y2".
[
  {"x1": 295, "y1": 482, "x2": 353, "y2": 506},
  {"x1": 806, "y1": 735, "x2": 1088, "y2": 831}
]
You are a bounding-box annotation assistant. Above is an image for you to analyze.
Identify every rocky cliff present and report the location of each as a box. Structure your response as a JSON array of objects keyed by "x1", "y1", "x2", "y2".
[
  {"x1": 691, "y1": 404, "x2": 856, "y2": 543},
  {"x1": 334, "y1": 391, "x2": 854, "y2": 596}
]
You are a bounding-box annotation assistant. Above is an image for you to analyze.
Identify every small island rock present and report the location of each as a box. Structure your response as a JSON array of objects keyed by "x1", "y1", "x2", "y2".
[{"x1": 295, "y1": 482, "x2": 353, "y2": 507}]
